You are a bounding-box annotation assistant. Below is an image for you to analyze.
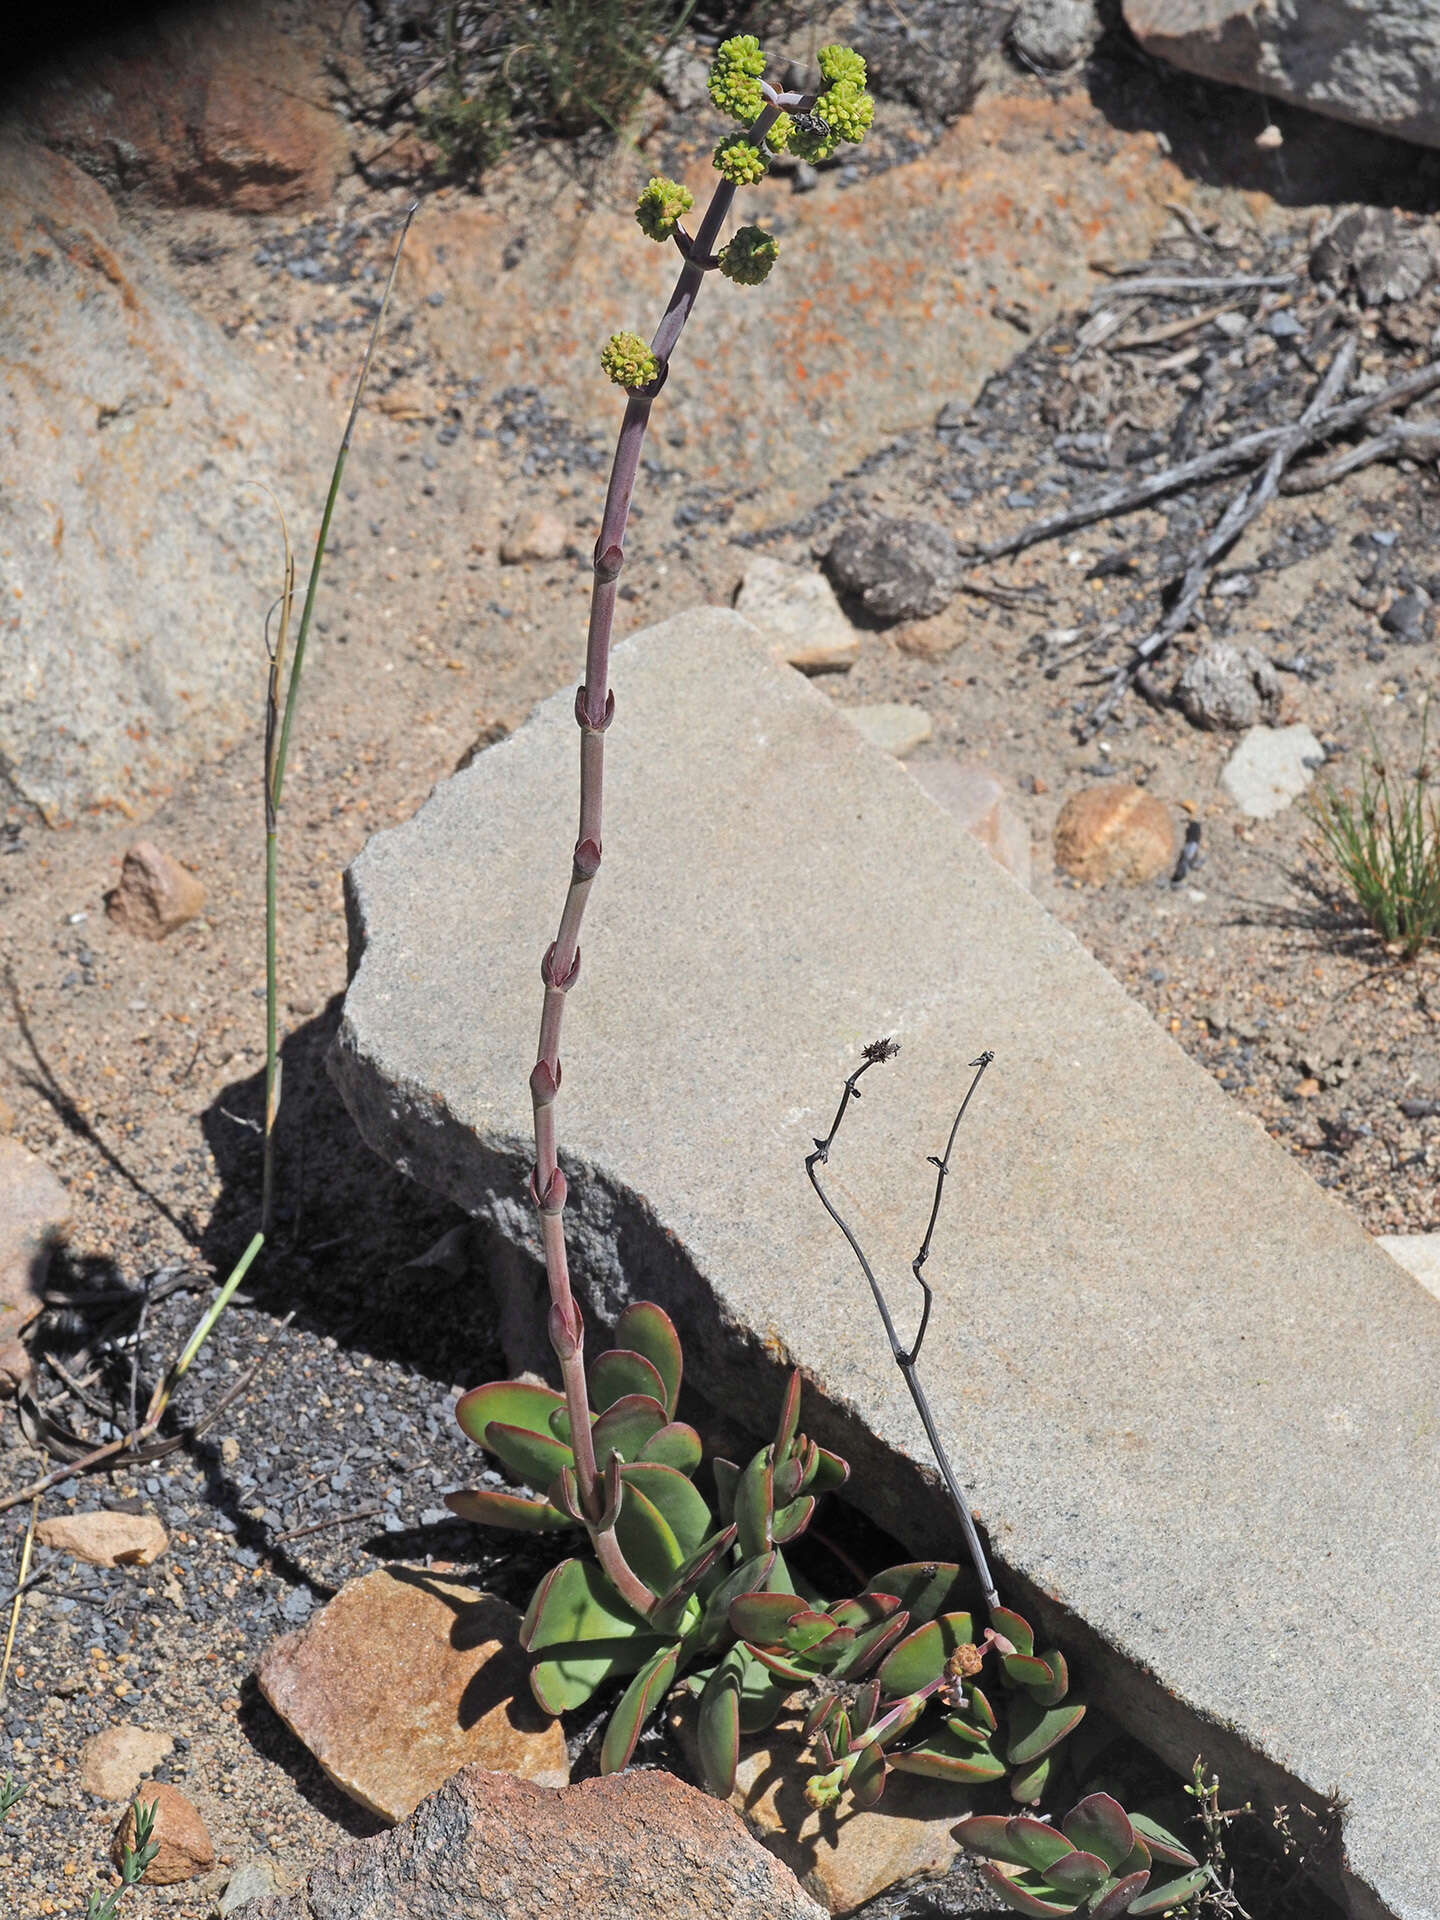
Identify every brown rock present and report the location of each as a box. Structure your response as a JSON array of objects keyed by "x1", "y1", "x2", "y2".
[
  {"x1": 500, "y1": 510, "x2": 570, "y2": 565},
  {"x1": 671, "y1": 1701, "x2": 960, "y2": 1915},
  {"x1": 79, "y1": 1725, "x2": 175, "y2": 1801},
  {"x1": 908, "y1": 761, "x2": 1032, "y2": 888},
  {"x1": 22, "y1": 8, "x2": 345, "y2": 212},
  {"x1": 1053, "y1": 783, "x2": 1175, "y2": 886},
  {"x1": 112, "y1": 1782, "x2": 214, "y2": 1886},
  {"x1": 37, "y1": 1510, "x2": 169, "y2": 1568},
  {"x1": 231, "y1": 1766, "x2": 826, "y2": 1920},
  {"x1": 105, "y1": 842, "x2": 206, "y2": 940},
  {"x1": 734, "y1": 558, "x2": 861, "y2": 675},
  {"x1": 256, "y1": 1570, "x2": 569, "y2": 1824},
  {"x1": 0, "y1": 1136, "x2": 70, "y2": 1335},
  {"x1": 0, "y1": 1337, "x2": 32, "y2": 1399}
]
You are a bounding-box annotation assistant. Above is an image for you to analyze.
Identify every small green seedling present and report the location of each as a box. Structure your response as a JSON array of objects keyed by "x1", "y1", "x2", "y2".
[{"x1": 86, "y1": 1796, "x2": 159, "y2": 1920}]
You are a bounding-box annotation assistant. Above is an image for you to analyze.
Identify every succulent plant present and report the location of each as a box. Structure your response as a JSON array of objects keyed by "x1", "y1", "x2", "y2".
[
  {"x1": 955, "y1": 1793, "x2": 1208, "y2": 1918},
  {"x1": 449, "y1": 1303, "x2": 851, "y2": 1770}
]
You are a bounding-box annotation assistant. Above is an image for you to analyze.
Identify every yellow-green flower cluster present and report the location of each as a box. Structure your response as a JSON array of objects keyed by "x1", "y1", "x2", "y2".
[
  {"x1": 789, "y1": 43, "x2": 874, "y2": 163},
  {"x1": 712, "y1": 134, "x2": 768, "y2": 186},
  {"x1": 718, "y1": 225, "x2": 779, "y2": 286},
  {"x1": 600, "y1": 331, "x2": 660, "y2": 390},
  {"x1": 817, "y1": 44, "x2": 867, "y2": 88},
  {"x1": 707, "y1": 33, "x2": 765, "y2": 124},
  {"x1": 634, "y1": 175, "x2": 694, "y2": 242}
]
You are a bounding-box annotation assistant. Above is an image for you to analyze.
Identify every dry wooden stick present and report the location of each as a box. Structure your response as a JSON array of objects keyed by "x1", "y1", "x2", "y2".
[
  {"x1": 975, "y1": 355, "x2": 1440, "y2": 563},
  {"x1": 1281, "y1": 419, "x2": 1440, "y2": 493},
  {"x1": 1087, "y1": 335, "x2": 1357, "y2": 733}
]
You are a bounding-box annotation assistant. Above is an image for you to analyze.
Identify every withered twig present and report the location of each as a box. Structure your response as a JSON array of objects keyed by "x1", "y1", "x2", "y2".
[
  {"x1": 1088, "y1": 333, "x2": 1357, "y2": 733},
  {"x1": 0, "y1": 1502, "x2": 38, "y2": 1699},
  {"x1": 975, "y1": 354, "x2": 1440, "y2": 562},
  {"x1": 806, "y1": 1043, "x2": 1000, "y2": 1612},
  {"x1": 1089, "y1": 273, "x2": 1295, "y2": 300},
  {"x1": 1281, "y1": 419, "x2": 1440, "y2": 493},
  {"x1": 272, "y1": 1503, "x2": 384, "y2": 1545}
]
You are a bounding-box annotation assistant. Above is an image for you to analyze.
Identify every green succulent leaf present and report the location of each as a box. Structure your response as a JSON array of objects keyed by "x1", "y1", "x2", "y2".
[
  {"x1": 890, "y1": 1730, "x2": 1006, "y2": 1784},
  {"x1": 615, "y1": 1478, "x2": 685, "y2": 1596},
  {"x1": 745, "y1": 1642, "x2": 815, "y2": 1685},
  {"x1": 615, "y1": 1302, "x2": 683, "y2": 1417},
  {"x1": 619, "y1": 1461, "x2": 713, "y2": 1556},
  {"x1": 828, "y1": 1612, "x2": 908, "y2": 1682},
  {"x1": 1089, "y1": 1873, "x2": 1152, "y2": 1920},
  {"x1": 1129, "y1": 1814, "x2": 1198, "y2": 1871},
  {"x1": 697, "y1": 1646, "x2": 744, "y2": 1796},
  {"x1": 483, "y1": 1418, "x2": 573, "y2": 1489},
  {"x1": 773, "y1": 1453, "x2": 807, "y2": 1506},
  {"x1": 990, "y1": 1607, "x2": 1036, "y2": 1656},
  {"x1": 1032, "y1": 1648, "x2": 1071, "y2": 1705},
  {"x1": 638, "y1": 1421, "x2": 703, "y2": 1475},
  {"x1": 1045, "y1": 1851, "x2": 1112, "y2": 1896},
  {"x1": 850, "y1": 1740, "x2": 888, "y2": 1810},
  {"x1": 443, "y1": 1486, "x2": 572, "y2": 1531},
  {"x1": 829, "y1": 1592, "x2": 901, "y2": 1631},
  {"x1": 729, "y1": 1591, "x2": 805, "y2": 1643},
  {"x1": 863, "y1": 1562, "x2": 957, "y2": 1625},
  {"x1": 966, "y1": 1682, "x2": 998, "y2": 1732},
  {"x1": 738, "y1": 1657, "x2": 792, "y2": 1734},
  {"x1": 1005, "y1": 1650, "x2": 1062, "y2": 1693},
  {"x1": 522, "y1": 1557, "x2": 645, "y2": 1651},
  {"x1": 942, "y1": 1713, "x2": 992, "y2": 1748},
  {"x1": 1009, "y1": 1752, "x2": 1055, "y2": 1805},
  {"x1": 712, "y1": 1457, "x2": 740, "y2": 1525},
  {"x1": 979, "y1": 1864, "x2": 1076, "y2": 1917},
  {"x1": 954, "y1": 1814, "x2": 1044, "y2": 1868},
  {"x1": 522, "y1": 1559, "x2": 662, "y2": 1713},
  {"x1": 1127, "y1": 1868, "x2": 1209, "y2": 1915},
  {"x1": 771, "y1": 1494, "x2": 815, "y2": 1543},
  {"x1": 807, "y1": 1446, "x2": 849, "y2": 1492},
  {"x1": 1006, "y1": 1696, "x2": 1087, "y2": 1767},
  {"x1": 774, "y1": 1370, "x2": 802, "y2": 1458},
  {"x1": 699, "y1": 1551, "x2": 777, "y2": 1643},
  {"x1": 599, "y1": 1641, "x2": 680, "y2": 1774},
  {"x1": 592, "y1": 1394, "x2": 668, "y2": 1469},
  {"x1": 589, "y1": 1347, "x2": 667, "y2": 1412},
  {"x1": 876, "y1": 1610, "x2": 975, "y2": 1695},
  {"x1": 1063, "y1": 1796, "x2": 1136, "y2": 1873},
  {"x1": 995, "y1": 1817, "x2": 1075, "y2": 1875},
  {"x1": 734, "y1": 1447, "x2": 775, "y2": 1559},
  {"x1": 456, "y1": 1379, "x2": 565, "y2": 1448}
]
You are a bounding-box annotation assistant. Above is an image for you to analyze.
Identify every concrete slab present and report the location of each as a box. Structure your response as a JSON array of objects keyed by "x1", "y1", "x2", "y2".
[{"x1": 333, "y1": 611, "x2": 1440, "y2": 1920}]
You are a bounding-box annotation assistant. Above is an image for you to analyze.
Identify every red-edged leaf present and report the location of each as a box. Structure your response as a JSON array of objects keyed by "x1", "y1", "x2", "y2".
[
  {"x1": 1089, "y1": 1872, "x2": 1151, "y2": 1920},
  {"x1": 876, "y1": 1610, "x2": 975, "y2": 1695},
  {"x1": 638, "y1": 1420, "x2": 702, "y2": 1475},
  {"x1": 1006, "y1": 1697, "x2": 1086, "y2": 1766},
  {"x1": 589, "y1": 1348, "x2": 667, "y2": 1413},
  {"x1": 1129, "y1": 1814, "x2": 1198, "y2": 1870},
  {"x1": 863, "y1": 1563, "x2": 957, "y2": 1625},
  {"x1": 455, "y1": 1379, "x2": 564, "y2": 1447},
  {"x1": 772, "y1": 1494, "x2": 815, "y2": 1544},
  {"x1": 614, "y1": 1303, "x2": 682, "y2": 1417},
  {"x1": 989, "y1": 1605, "x2": 1035, "y2": 1656},
  {"x1": 1063, "y1": 1795, "x2": 1135, "y2": 1872},
  {"x1": 1127, "y1": 1868, "x2": 1208, "y2": 1915},
  {"x1": 1046, "y1": 1850, "x2": 1111, "y2": 1895},
  {"x1": 599, "y1": 1642, "x2": 680, "y2": 1774},
  {"x1": 696, "y1": 1649, "x2": 743, "y2": 1797},
  {"x1": 591, "y1": 1394, "x2": 668, "y2": 1468},
  {"x1": 999, "y1": 1817, "x2": 1075, "y2": 1874},
  {"x1": 484, "y1": 1418, "x2": 573, "y2": 1489},
  {"x1": 978, "y1": 1863, "x2": 1074, "y2": 1917},
  {"x1": 849, "y1": 1740, "x2": 887, "y2": 1810},
  {"x1": 444, "y1": 1486, "x2": 571, "y2": 1531}
]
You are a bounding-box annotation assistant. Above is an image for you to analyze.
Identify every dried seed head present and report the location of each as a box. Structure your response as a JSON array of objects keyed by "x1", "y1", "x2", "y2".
[
  {"x1": 949, "y1": 1642, "x2": 985, "y2": 1680},
  {"x1": 862, "y1": 1036, "x2": 900, "y2": 1064}
]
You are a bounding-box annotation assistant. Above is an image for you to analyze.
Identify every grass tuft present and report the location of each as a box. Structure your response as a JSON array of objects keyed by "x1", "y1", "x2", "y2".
[{"x1": 1308, "y1": 708, "x2": 1440, "y2": 961}]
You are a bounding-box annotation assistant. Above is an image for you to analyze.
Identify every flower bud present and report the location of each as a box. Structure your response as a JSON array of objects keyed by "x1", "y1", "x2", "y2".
[
  {"x1": 708, "y1": 33, "x2": 766, "y2": 124},
  {"x1": 817, "y1": 44, "x2": 868, "y2": 89},
  {"x1": 600, "y1": 331, "x2": 661, "y2": 390},
  {"x1": 635, "y1": 174, "x2": 694, "y2": 242},
  {"x1": 719, "y1": 225, "x2": 779, "y2": 286},
  {"x1": 712, "y1": 135, "x2": 768, "y2": 186}
]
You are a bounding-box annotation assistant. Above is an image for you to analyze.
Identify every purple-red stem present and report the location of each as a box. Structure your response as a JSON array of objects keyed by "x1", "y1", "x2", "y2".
[{"x1": 529, "y1": 104, "x2": 785, "y2": 1609}]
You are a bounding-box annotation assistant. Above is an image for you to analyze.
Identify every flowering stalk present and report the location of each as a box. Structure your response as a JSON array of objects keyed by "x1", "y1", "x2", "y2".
[{"x1": 528, "y1": 40, "x2": 874, "y2": 1614}]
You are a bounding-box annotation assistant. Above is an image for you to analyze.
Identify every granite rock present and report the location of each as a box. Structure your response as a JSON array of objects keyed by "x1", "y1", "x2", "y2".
[
  {"x1": 0, "y1": 1137, "x2": 70, "y2": 1335},
  {"x1": 1173, "y1": 643, "x2": 1281, "y2": 731},
  {"x1": 1219, "y1": 723, "x2": 1323, "y2": 817},
  {"x1": 231, "y1": 1767, "x2": 826, "y2": 1920},
  {"x1": 37, "y1": 1511, "x2": 169, "y2": 1568},
  {"x1": 1011, "y1": 0, "x2": 1102, "y2": 71},
  {"x1": 257, "y1": 1570, "x2": 568, "y2": 1823},
  {"x1": 79, "y1": 1726, "x2": 175, "y2": 1802},
  {"x1": 105, "y1": 843, "x2": 206, "y2": 940},
  {"x1": 113, "y1": 1783, "x2": 214, "y2": 1885},
  {"x1": 907, "y1": 761, "x2": 1031, "y2": 887},
  {"x1": 1052, "y1": 783, "x2": 1175, "y2": 885},
  {"x1": 734, "y1": 558, "x2": 860, "y2": 674},
  {"x1": 824, "y1": 517, "x2": 960, "y2": 622},
  {"x1": 1123, "y1": 0, "x2": 1440, "y2": 151}
]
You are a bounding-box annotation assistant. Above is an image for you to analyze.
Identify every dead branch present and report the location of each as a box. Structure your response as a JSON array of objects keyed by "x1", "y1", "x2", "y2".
[
  {"x1": 1281, "y1": 419, "x2": 1440, "y2": 493},
  {"x1": 1087, "y1": 335, "x2": 1358, "y2": 733},
  {"x1": 974, "y1": 354, "x2": 1440, "y2": 563},
  {"x1": 1089, "y1": 273, "x2": 1295, "y2": 301}
]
